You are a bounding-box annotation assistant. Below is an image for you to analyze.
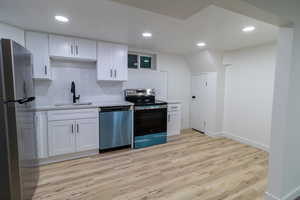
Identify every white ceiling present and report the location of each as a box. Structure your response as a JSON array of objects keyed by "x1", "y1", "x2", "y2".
[
  {"x1": 0, "y1": 0, "x2": 278, "y2": 55},
  {"x1": 111, "y1": 0, "x2": 212, "y2": 20}
]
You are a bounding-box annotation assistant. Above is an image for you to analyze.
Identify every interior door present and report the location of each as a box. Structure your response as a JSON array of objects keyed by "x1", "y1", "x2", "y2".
[{"x1": 190, "y1": 75, "x2": 207, "y2": 132}]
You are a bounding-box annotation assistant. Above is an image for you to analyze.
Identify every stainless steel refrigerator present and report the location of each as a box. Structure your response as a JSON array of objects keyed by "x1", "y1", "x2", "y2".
[{"x1": 0, "y1": 39, "x2": 39, "y2": 200}]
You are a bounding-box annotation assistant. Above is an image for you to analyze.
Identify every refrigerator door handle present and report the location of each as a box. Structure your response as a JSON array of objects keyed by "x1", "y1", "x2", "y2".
[{"x1": 4, "y1": 96, "x2": 35, "y2": 104}]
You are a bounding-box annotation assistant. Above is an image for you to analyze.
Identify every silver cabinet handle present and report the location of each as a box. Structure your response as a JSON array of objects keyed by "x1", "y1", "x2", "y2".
[
  {"x1": 110, "y1": 69, "x2": 113, "y2": 77},
  {"x1": 77, "y1": 124, "x2": 79, "y2": 133},
  {"x1": 76, "y1": 45, "x2": 78, "y2": 55},
  {"x1": 71, "y1": 45, "x2": 74, "y2": 55},
  {"x1": 44, "y1": 65, "x2": 47, "y2": 75},
  {"x1": 71, "y1": 124, "x2": 74, "y2": 133},
  {"x1": 114, "y1": 69, "x2": 117, "y2": 78},
  {"x1": 168, "y1": 114, "x2": 171, "y2": 122}
]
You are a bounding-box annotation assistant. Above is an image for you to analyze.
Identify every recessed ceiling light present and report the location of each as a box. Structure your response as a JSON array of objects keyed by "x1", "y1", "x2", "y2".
[
  {"x1": 142, "y1": 32, "x2": 152, "y2": 38},
  {"x1": 243, "y1": 26, "x2": 256, "y2": 32},
  {"x1": 197, "y1": 42, "x2": 206, "y2": 47},
  {"x1": 55, "y1": 15, "x2": 69, "y2": 23}
]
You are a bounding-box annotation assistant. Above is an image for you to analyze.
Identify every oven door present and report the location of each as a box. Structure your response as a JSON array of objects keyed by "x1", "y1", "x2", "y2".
[{"x1": 134, "y1": 105, "x2": 167, "y2": 137}]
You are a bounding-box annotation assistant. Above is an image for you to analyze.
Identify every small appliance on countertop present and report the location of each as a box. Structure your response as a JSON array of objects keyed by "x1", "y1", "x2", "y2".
[{"x1": 125, "y1": 89, "x2": 168, "y2": 149}]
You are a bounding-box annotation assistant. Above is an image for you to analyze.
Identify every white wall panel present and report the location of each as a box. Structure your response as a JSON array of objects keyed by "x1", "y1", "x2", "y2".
[
  {"x1": 222, "y1": 43, "x2": 277, "y2": 150},
  {"x1": 0, "y1": 22, "x2": 24, "y2": 46}
]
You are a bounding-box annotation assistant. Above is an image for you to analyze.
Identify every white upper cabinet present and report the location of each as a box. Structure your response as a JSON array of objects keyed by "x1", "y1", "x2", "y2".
[
  {"x1": 97, "y1": 42, "x2": 128, "y2": 81},
  {"x1": 114, "y1": 44, "x2": 128, "y2": 81},
  {"x1": 49, "y1": 34, "x2": 96, "y2": 61},
  {"x1": 75, "y1": 38, "x2": 97, "y2": 61},
  {"x1": 49, "y1": 35, "x2": 73, "y2": 59},
  {"x1": 25, "y1": 31, "x2": 51, "y2": 80},
  {"x1": 97, "y1": 42, "x2": 113, "y2": 81}
]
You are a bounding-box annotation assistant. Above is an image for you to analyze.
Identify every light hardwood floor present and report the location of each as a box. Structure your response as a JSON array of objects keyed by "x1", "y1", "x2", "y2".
[{"x1": 32, "y1": 130, "x2": 268, "y2": 200}]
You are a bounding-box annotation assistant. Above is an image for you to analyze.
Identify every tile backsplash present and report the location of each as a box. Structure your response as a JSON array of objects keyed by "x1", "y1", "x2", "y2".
[
  {"x1": 34, "y1": 60, "x2": 168, "y2": 106},
  {"x1": 34, "y1": 60, "x2": 124, "y2": 106}
]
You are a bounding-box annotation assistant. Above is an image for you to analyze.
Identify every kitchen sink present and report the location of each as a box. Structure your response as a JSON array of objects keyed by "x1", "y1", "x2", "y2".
[{"x1": 55, "y1": 102, "x2": 93, "y2": 107}]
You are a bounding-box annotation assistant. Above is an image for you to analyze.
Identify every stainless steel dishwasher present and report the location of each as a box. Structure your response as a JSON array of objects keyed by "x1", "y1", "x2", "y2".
[{"x1": 99, "y1": 106, "x2": 133, "y2": 151}]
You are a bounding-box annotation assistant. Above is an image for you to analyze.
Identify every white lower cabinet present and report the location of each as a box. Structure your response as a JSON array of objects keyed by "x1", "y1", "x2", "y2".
[
  {"x1": 21, "y1": 123, "x2": 36, "y2": 160},
  {"x1": 167, "y1": 104, "x2": 182, "y2": 137},
  {"x1": 48, "y1": 120, "x2": 76, "y2": 156},
  {"x1": 35, "y1": 109, "x2": 99, "y2": 163},
  {"x1": 35, "y1": 112, "x2": 49, "y2": 159},
  {"x1": 48, "y1": 118, "x2": 99, "y2": 157},
  {"x1": 17, "y1": 111, "x2": 35, "y2": 161},
  {"x1": 75, "y1": 118, "x2": 99, "y2": 152}
]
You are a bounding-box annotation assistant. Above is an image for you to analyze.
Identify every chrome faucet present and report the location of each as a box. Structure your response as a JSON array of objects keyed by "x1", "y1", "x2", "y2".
[{"x1": 71, "y1": 81, "x2": 80, "y2": 104}]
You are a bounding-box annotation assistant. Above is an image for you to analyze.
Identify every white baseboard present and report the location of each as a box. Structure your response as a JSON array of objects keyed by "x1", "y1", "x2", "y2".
[
  {"x1": 205, "y1": 131, "x2": 223, "y2": 138},
  {"x1": 219, "y1": 133, "x2": 300, "y2": 200},
  {"x1": 282, "y1": 185, "x2": 300, "y2": 200},
  {"x1": 266, "y1": 185, "x2": 300, "y2": 200},
  {"x1": 221, "y1": 131, "x2": 269, "y2": 152},
  {"x1": 37, "y1": 149, "x2": 99, "y2": 166},
  {"x1": 265, "y1": 192, "x2": 281, "y2": 200}
]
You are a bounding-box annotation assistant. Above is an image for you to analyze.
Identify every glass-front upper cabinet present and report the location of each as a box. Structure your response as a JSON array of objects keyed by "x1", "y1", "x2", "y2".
[
  {"x1": 140, "y1": 55, "x2": 152, "y2": 69},
  {"x1": 128, "y1": 52, "x2": 156, "y2": 70},
  {"x1": 128, "y1": 54, "x2": 139, "y2": 69}
]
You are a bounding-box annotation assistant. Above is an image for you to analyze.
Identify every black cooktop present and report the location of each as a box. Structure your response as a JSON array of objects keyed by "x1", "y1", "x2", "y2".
[{"x1": 132, "y1": 100, "x2": 167, "y2": 106}]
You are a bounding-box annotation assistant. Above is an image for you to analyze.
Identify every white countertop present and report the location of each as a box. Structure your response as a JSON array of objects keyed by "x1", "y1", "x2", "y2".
[
  {"x1": 33, "y1": 100, "x2": 182, "y2": 111},
  {"x1": 165, "y1": 100, "x2": 182, "y2": 104},
  {"x1": 33, "y1": 100, "x2": 134, "y2": 111},
  {"x1": 94, "y1": 100, "x2": 134, "y2": 107}
]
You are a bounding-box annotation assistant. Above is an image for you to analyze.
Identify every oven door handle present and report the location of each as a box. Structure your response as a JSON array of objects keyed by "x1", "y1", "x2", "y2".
[{"x1": 135, "y1": 105, "x2": 167, "y2": 110}]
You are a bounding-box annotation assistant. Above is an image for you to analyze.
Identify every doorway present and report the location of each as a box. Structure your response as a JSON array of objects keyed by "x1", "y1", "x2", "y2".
[{"x1": 190, "y1": 73, "x2": 217, "y2": 134}]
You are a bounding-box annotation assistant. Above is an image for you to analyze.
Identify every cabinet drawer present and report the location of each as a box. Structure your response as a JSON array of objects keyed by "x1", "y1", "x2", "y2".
[
  {"x1": 48, "y1": 109, "x2": 98, "y2": 121},
  {"x1": 168, "y1": 104, "x2": 181, "y2": 112},
  {"x1": 134, "y1": 133, "x2": 167, "y2": 149}
]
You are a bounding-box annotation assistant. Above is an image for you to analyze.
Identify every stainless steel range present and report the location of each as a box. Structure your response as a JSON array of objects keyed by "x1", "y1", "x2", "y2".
[{"x1": 125, "y1": 89, "x2": 168, "y2": 149}]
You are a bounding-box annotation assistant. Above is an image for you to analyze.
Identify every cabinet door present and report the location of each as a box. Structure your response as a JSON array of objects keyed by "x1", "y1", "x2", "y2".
[
  {"x1": 20, "y1": 124, "x2": 37, "y2": 160},
  {"x1": 35, "y1": 112, "x2": 49, "y2": 159},
  {"x1": 167, "y1": 111, "x2": 181, "y2": 136},
  {"x1": 49, "y1": 34, "x2": 74, "y2": 59},
  {"x1": 97, "y1": 42, "x2": 128, "y2": 81},
  {"x1": 25, "y1": 32, "x2": 51, "y2": 80},
  {"x1": 97, "y1": 42, "x2": 114, "y2": 81},
  {"x1": 48, "y1": 120, "x2": 76, "y2": 156},
  {"x1": 114, "y1": 44, "x2": 128, "y2": 81},
  {"x1": 75, "y1": 38, "x2": 96, "y2": 61},
  {"x1": 75, "y1": 118, "x2": 99, "y2": 151}
]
